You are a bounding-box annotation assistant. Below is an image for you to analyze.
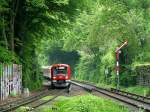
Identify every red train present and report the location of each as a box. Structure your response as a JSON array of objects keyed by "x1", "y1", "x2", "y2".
[{"x1": 50, "y1": 64, "x2": 71, "y2": 88}]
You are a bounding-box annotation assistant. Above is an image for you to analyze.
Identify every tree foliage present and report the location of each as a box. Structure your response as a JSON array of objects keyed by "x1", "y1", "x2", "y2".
[
  {"x1": 0, "y1": 0, "x2": 150, "y2": 89},
  {"x1": 62, "y1": 0, "x2": 150, "y2": 86},
  {"x1": 0, "y1": 0, "x2": 88, "y2": 90}
]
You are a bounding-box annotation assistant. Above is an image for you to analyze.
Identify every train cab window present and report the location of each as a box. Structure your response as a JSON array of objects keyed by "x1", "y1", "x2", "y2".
[{"x1": 53, "y1": 67, "x2": 67, "y2": 75}]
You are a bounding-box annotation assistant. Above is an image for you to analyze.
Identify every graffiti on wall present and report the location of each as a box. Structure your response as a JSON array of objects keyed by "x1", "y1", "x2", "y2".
[{"x1": 0, "y1": 64, "x2": 22, "y2": 100}]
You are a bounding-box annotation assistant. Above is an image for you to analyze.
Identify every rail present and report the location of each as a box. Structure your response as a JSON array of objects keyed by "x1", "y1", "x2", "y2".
[
  {"x1": 71, "y1": 80, "x2": 150, "y2": 111},
  {"x1": 0, "y1": 88, "x2": 66, "y2": 112}
]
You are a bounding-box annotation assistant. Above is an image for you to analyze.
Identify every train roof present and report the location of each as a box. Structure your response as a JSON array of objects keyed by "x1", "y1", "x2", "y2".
[{"x1": 51, "y1": 64, "x2": 70, "y2": 67}]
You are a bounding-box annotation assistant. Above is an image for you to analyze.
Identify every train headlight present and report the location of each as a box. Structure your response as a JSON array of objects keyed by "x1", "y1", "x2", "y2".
[
  {"x1": 53, "y1": 77, "x2": 56, "y2": 79},
  {"x1": 65, "y1": 76, "x2": 68, "y2": 79}
]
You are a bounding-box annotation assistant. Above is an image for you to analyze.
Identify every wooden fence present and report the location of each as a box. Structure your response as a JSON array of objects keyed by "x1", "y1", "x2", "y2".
[{"x1": 0, "y1": 64, "x2": 22, "y2": 100}]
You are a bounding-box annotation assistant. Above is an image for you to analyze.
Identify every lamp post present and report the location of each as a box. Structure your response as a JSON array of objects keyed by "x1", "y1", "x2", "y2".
[{"x1": 115, "y1": 41, "x2": 128, "y2": 89}]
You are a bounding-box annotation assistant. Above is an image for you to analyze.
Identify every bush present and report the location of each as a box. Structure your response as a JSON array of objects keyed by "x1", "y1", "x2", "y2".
[{"x1": 0, "y1": 46, "x2": 19, "y2": 63}]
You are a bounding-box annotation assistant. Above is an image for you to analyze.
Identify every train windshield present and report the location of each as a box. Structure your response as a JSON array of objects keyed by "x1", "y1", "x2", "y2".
[{"x1": 53, "y1": 66, "x2": 67, "y2": 75}]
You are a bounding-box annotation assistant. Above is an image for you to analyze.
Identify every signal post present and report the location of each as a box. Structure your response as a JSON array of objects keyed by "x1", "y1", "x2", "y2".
[{"x1": 115, "y1": 41, "x2": 128, "y2": 89}]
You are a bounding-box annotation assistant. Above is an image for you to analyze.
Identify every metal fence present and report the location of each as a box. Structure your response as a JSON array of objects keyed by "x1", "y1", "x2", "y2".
[{"x1": 0, "y1": 63, "x2": 22, "y2": 100}]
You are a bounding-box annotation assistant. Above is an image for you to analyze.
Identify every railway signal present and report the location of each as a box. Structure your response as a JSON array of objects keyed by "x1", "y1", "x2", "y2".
[{"x1": 115, "y1": 41, "x2": 128, "y2": 89}]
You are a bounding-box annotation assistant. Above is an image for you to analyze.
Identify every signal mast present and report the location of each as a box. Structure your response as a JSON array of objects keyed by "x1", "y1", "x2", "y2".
[{"x1": 115, "y1": 41, "x2": 128, "y2": 89}]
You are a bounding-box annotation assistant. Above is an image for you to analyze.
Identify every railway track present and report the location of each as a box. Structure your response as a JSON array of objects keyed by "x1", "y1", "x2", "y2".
[
  {"x1": 0, "y1": 88, "x2": 48, "y2": 107},
  {"x1": 27, "y1": 89, "x2": 67, "y2": 111},
  {"x1": 71, "y1": 80, "x2": 150, "y2": 111},
  {"x1": 0, "y1": 88, "x2": 66, "y2": 112}
]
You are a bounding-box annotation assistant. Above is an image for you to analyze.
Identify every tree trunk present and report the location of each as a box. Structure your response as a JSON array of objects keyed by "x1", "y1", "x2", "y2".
[
  {"x1": 2, "y1": 15, "x2": 8, "y2": 49},
  {"x1": 10, "y1": 0, "x2": 20, "y2": 52},
  {"x1": 10, "y1": 0, "x2": 15, "y2": 51}
]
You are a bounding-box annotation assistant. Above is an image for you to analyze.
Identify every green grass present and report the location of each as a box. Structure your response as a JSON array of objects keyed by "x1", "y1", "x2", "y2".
[
  {"x1": 41, "y1": 96, "x2": 54, "y2": 101},
  {"x1": 73, "y1": 78, "x2": 115, "y2": 89},
  {"x1": 38, "y1": 95, "x2": 128, "y2": 112},
  {"x1": 75, "y1": 79, "x2": 150, "y2": 97},
  {"x1": 124, "y1": 86, "x2": 150, "y2": 96},
  {"x1": 96, "y1": 83, "x2": 115, "y2": 89},
  {"x1": 96, "y1": 83, "x2": 150, "y2": 97},
  {"x1": 15, "y1": 106, "x2": 31, "y2": 112}
]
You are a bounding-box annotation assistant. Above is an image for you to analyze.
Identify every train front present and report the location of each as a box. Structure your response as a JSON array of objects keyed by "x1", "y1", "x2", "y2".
[{"x1": 51, "y1": 64, "x2": 71, "y2": 88}]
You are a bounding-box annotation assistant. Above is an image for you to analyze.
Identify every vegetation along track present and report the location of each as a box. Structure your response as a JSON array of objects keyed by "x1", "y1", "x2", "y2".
[
  {"x1": 71, "y1": 80, "x2": 150, "y2": 112},
  {"x1": 0, "y1": 88, "x2": 67, "y2": 112}
]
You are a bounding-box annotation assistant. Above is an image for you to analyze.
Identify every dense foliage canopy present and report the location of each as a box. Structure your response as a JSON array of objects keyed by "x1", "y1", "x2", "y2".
[{"x1": 0, "y1": 0, "x2": 150, "y2": 89}]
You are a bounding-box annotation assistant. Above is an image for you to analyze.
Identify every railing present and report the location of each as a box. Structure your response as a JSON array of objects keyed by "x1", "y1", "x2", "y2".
[{"x1": 0, "y1": 63, "x2": 22, "y2": 101}]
